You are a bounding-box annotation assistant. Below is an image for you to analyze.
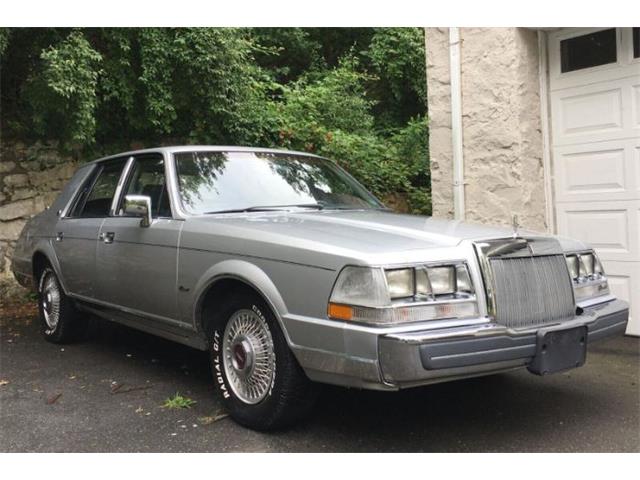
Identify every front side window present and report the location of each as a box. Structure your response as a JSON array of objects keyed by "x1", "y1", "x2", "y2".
[
  {"x1": 118, "y1": 156, "x2": 171, "y2": 218},
  {"x1": 72, "y1": 159, "x2": 127, "y2": 217},
  {"x1": 174, "y1": 151, "x2": 384, "y2": 215}
]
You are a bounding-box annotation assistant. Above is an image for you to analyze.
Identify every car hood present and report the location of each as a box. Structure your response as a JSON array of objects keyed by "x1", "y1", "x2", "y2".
[{"x1": 184, "y1": 210, "x2": 588, "y2": 268}]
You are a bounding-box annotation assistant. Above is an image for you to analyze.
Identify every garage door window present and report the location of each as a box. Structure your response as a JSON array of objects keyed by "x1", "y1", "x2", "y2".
[
  {"x1": 561, "y1": 29, "x2": 617, "y2": 73},
  {"x1": 633, "y1": 28, "x2": 639, "y2": 58}
]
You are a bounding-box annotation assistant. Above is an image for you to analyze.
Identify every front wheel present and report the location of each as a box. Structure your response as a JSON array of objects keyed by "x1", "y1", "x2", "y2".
[{"x1": 209, "y1": 292, "x2": 318, "y2": 430}]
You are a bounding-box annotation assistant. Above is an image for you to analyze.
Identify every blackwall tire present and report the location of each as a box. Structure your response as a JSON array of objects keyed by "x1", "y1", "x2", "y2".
[{"x1": 209, "y1": 292, "x2": 318, "y2": 431}]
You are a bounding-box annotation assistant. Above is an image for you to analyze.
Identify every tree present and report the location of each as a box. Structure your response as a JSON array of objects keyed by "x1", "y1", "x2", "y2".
[{"x1": 0, "y1": 27, "x2": 430, "y2": 214}]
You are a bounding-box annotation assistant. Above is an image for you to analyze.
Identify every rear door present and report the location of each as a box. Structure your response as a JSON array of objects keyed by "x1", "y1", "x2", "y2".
[
  {"x1": 53, "y1": 158, "x2": 129, "y2": 298},
  {"x1": 95, "y1": 153, "x2": 183, "y2": 323}
]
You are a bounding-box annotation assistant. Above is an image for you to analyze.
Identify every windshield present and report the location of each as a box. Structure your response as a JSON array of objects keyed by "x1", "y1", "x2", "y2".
[{"x1": 173, "y1": 151, "x2": 384, "y2": 214}]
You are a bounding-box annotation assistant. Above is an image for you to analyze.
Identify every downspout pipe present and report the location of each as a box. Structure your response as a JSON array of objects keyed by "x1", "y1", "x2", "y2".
[{"x1": 449, "y1": 27, "x2": 465, "y2": 221}]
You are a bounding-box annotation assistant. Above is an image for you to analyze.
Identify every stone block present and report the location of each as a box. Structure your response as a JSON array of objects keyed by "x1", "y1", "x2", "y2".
[
  {"x1": 0, "y1": 199, "x2": 35, "y2": 221},
  {"x1": 11, "y1": 189, "x2": 36, "y2": 201},
  {"x1": 0, "y1": 161, "x2": 16, "y2": 174},
  {"x1": 0, "y1": 219, "x2": 27, "y2": 241},
  {"x1": 3, "y1": 174, "x2": 29, "y2": 188}
]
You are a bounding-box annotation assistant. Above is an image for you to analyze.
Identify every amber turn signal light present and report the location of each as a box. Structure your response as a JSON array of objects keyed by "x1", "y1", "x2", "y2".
[{"x1": 328, "y1": 303, "x2": 353, "y2": 321}]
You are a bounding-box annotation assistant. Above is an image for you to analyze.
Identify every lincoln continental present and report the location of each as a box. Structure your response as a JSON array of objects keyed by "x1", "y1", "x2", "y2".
[{"x1": 11, "y1": 146, "x2": 629, "y2": 430}]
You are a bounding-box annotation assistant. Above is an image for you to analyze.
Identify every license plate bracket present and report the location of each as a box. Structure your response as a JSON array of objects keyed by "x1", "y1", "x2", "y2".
[{"x1": 527, "y1": 325, "x2": 588, "y2": 376}]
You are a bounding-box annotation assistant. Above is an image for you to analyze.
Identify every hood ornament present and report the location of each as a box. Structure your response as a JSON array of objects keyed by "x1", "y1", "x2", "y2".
[{"x1": 512, "y1": 214, "x2": 520, "y2": 238}]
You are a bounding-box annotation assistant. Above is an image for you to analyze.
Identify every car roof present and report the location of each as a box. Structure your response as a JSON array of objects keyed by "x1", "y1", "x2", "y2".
[{"x1": 87, "y1": 145, "x2": 326, "y2": 165}]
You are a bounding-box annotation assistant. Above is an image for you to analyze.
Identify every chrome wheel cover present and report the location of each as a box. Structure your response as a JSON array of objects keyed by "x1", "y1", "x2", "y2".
[
  {"x1": 40, "y1": 271, "x2": 61, "y2": 331},
  {"x1": 222, "y1": 309, "x2": 275, "y2": 405}
]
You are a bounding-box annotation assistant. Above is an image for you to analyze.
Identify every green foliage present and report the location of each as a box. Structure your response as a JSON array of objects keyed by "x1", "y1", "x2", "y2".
[
  {"x1": 163, "y1": 393, "x2": 196, "y2": 409},
  {"x1": 0, "y1": 27, "x2": 431, "y2": 214},
  {"x1": 26, "y1": 31, "x2": 102, "y2": 145},
  {"x1": 366, "y1": 28, "x2": 427, "y2": 131},
  {"x1": 0, "y1": 28, "x2": 10, "y2": 57}
]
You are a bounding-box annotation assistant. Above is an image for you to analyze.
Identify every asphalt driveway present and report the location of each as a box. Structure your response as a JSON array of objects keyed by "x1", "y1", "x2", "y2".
[{"x1": 1, "y1": 303, "x2": 639, "y2": 452}]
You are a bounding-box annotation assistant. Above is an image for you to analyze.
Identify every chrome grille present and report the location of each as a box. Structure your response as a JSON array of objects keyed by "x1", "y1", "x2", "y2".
[{"x1": 489, "y1": 254, "x2": 575, "y2": 328}]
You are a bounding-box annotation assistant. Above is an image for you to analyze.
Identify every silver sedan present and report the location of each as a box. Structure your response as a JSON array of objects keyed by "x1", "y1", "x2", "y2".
[{"x1": 11, "y1": 146, "x2": 629, "y2": 430}]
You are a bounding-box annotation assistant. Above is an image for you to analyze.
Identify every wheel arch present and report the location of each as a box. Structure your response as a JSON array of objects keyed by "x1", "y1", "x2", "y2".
[
  {"x1": 31, "y1": 241, "x2": 68, "y2": 294},
  {"x1": 192, "y1": 260, "x2": 292, "y2": 345}
]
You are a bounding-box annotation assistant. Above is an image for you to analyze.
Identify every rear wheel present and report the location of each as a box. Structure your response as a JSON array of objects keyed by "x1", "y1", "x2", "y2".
[
  {"x1": 209, "y1": 291, "x2": 318, "y2": 430},
  {"x1": 37, "y1": 266, "x2": 83, "y2": 343}
]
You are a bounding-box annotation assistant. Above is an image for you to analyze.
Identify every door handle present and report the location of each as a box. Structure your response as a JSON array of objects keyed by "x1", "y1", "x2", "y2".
[
  {"x1": 99, "y1": 232, "x2": 116, "y2": 244},
  {"x1": 55, "y1": 232, "x2": 64, "y2": 242}
]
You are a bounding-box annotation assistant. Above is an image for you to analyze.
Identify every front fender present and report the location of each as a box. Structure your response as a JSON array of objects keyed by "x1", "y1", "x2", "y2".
[{"x1": 190, "y1": 259, "x2": 290, "y2": 341}]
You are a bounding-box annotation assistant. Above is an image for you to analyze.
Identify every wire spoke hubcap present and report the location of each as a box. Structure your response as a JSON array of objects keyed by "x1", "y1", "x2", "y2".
[
  {"x1": 222, "y1": 309, "x2": 275, "y2": 405},
  {"x1": 40, "y1": 272, "x2": 61, "y2": 331}
]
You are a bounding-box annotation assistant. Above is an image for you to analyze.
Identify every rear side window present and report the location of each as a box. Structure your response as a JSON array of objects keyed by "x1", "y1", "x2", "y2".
[
  {"x1": 71, "y1": 159, "x2": 127, "y2": 218},
  {"x1": 118, "y1": 156, "x2": 172, "y2": 218}
]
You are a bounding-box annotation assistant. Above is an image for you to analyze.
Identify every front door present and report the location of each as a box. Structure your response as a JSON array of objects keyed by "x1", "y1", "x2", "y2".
[
  {"x1": 54, "y1": 158, "x2": 129, "y2": 298},
  {"x1": 95, "y1": 154, "x2": 182, "y2": 323}
]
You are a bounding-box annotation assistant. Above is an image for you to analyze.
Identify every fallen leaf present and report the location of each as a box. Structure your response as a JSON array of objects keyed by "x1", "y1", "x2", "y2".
[
  {"x1": 0, "y1": 380, "x2": 9, "y2": 386},
  {"x1": 198, "y1": 413, "x2": 228, "y2": 425},
  {"x1": 46, "y1": 393, "x2": 62, "y2": 405},
  {"x1": 213, "y1": 413, "x2": 229, "y2": 422},
  {"x1": 135, "y1": 407, "x2": 144, "y2": 413},
  {"x1": 68, "y1": 375, "x2": 76, "y2": 380}
]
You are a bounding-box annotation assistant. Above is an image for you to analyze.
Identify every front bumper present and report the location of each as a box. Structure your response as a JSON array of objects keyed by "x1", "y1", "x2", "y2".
[
  {"x1": 289, "y1": 298, "x2": 628, "y2": 391},
  {"x1": 378, "y1": 299, "x2": 628, "y2": 388}
]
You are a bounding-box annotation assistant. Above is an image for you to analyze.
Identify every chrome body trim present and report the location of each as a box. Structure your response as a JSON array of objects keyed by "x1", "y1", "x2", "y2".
[
  {"x1": 109, "y1": 156, "x2": 135, "y2": 216},
  {"x1": 473, "y1": 236, "x2": 570, "y2": 320}
]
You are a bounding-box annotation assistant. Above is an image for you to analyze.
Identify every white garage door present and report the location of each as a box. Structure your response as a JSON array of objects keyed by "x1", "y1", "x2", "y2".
[{"x1": 548, "y1": 28, "x2": 640, "y2": 335}]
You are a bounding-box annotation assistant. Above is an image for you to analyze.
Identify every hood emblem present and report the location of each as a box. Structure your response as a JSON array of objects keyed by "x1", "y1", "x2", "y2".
[{"x1": 512, "y1": 215, "x2": 520, "y2": 238}]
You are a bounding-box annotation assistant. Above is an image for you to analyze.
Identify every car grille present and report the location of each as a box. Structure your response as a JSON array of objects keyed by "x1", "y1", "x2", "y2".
[{"x1": 488, "y1": 254, "x2": 575, "y2": 329}]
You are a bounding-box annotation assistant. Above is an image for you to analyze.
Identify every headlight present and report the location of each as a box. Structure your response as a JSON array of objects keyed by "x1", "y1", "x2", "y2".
[
  {"x1": 329, "y1": 266, "x2": 390, "y2": 307},
  {"x1": 328, "y1": 263, "x2": 478, "y2": 325},
  {"x1": 427, "y1": 266, "x2": 456, "y2": 295},
  {"x1": 565, "y1": 251, "x2": 609, "y2": 301},
  {"x1": 385, "y1": 268, "x2": 415, "y2": 299}
]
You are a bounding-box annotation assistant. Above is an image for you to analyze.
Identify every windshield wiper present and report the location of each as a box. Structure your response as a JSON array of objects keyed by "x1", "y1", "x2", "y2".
[{"x1": 204, "y1": 203, "x2": 325, "y2": 215}]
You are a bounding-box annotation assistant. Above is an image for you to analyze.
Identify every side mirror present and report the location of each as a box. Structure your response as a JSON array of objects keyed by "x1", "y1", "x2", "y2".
[{"x1": 123, "y1": 194, "x2": 152, "y2": 228}]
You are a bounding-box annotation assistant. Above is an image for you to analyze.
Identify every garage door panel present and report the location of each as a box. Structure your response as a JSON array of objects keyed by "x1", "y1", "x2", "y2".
[
  {"x1": 556, "y1": 201, "x2": 638, "y2": 261},
  {"x1": 559, "y1": 88, "x2": 622, "y2": 135},
  {"x1": 555, "y1": 145, "x2": 626, "y2": 200},
  {"x1": 554, "y1": 139, "x2": 639, "y2": 202},
  {"x1": 551, "y1": 76, "x2": 639, "y2": 146},
  {"x1": 562, "y1": 209, "x2": 627, "y2": 254}
]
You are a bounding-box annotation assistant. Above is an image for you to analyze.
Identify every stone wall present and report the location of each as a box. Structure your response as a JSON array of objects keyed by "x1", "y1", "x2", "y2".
[
  {"x1": 0, "y1": 141, "x2": 79, "y2": 297},
  {"x1": 425, "y1": 27, "x2": 548, "y2": 232}
]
